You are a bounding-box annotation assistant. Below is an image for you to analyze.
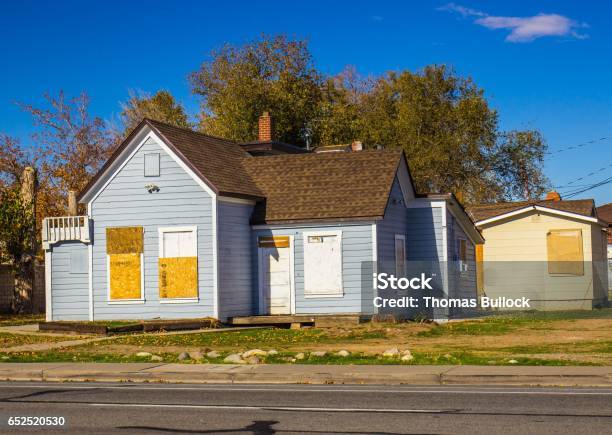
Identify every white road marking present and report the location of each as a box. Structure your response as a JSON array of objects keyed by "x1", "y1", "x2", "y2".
[
  {"x1": 89, "y1": 403, "x2": 452, "y2": 413},
  {"x1": 2, "y1": 384, "x2": 612, "y2": 395}
]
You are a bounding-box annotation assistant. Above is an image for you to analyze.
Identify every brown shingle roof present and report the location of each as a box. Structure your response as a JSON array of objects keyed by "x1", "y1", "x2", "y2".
[
  {"x1": 79, "y1": 119, "x2": 405, "y2": 223},
  {"x1": 147, "y1": 120, "x2": 264, "y2": 199},
  {"x1": 466, "y1": 199, "x2": 596, "y2": 223},
  {"x1": 242, "y1": 149, "x2": 403, "y2": 224},
  {"x1": 597, "y1": 203, "x2": 612, "y2": 226}
]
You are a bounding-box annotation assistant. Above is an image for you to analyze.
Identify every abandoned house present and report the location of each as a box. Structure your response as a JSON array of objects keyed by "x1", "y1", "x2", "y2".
[{"x1": 42, "y1": 114, "x2": 483, "y2": 322}]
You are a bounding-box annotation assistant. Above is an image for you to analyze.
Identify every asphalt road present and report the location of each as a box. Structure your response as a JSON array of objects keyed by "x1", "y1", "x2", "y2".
[{"x1": 0, "y1": 382, "x2": 610, "y2": 434}]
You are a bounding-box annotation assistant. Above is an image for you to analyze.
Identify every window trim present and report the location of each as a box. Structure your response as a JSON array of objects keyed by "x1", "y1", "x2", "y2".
[
  {"x1": 144, "y1": 152, "x2": 160, "y2": 177},
  {"x1": 302, "y1": 230, "x2": 344, "y2": 298},
  {"x1": 158, "y1": 226, "x2": 199, "y2": 303}
]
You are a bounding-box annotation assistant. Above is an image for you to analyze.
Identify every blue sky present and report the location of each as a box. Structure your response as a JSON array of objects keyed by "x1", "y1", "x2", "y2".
[{"x1": 0, "y1": 1, "x2": 610, "y2": 204}]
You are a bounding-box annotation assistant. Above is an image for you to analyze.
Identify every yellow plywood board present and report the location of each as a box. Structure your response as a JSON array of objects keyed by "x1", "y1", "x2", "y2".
[
  {"x1": 547, "y1": 229, "x2": 584, "y2": 275},
  {"x1": 258, "y1": 236, "x2": 290, "y2": 248},
  {"x1": 159, "y1": 257, "x2": 198, "y2": 299},
  {"x1": 107, "y1": 227, "x2": 143, "y2": 254},
  {"x1": 109, "y1": 253, "x2": 141, "y2": 299}
]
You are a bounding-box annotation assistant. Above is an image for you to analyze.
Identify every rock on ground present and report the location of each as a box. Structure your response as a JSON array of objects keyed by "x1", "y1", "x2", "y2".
[
  {"x1": 150, "y1": 355, "x2": 163, "y2": 362},
  {"x1": 295, "y1": 352, "x2": 305, "y2": 360},
  {"x1": 223, "y1": 353, "x2": 245, "y2": 364},
  {"x1": 242, "y1": 349, "x2": 267, "y2": 358},
  {"x1": 401, "y1": 350, "x2": 414, "y2": 362},
  {"x1": 206, "y1": 351, "x2": 221, "y2": 359},
  {"x1": 178, "y1": 352, "x2": 190, "y2": 361},
  {"x1": 245, "y1": 356, "x2": 261, "y2": 364},
  {"x1": 337, "y1": 350, "x2": 350, "y2": 357},
  {"x1": 136, "y1": 352, "x2": 152, "y2": 357},
  {"x1": 311, "y1": 351, "x2": 327, "y2": 357},
  {"x1": 267, "y1": 349, "x2": 278, "y2": 355}
]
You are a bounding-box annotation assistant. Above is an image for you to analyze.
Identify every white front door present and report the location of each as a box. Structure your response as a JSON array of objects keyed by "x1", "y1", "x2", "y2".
[{"x1": 259, "y1": 237, "x2": 293, "y2": 315}]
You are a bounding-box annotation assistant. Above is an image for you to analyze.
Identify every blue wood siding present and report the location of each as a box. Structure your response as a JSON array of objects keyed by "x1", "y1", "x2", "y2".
[
  {"x1": 252, "y1": 224, "x2": 374, "y2": 314},
  {"x1": 405, "y1": 206, "x2": 444, "y2": 262},
  {"x1": 377, "y1": 177, "x2": 408, "y2": 272},
  {"x1": 90, "y1": 137, "x2": 215, "y2": 320},
  {"x1": 376, "y1": 179, "x2": 448, "y2": 318},
  {"x1": 51, "y1": 242, "x2": 89, "y2": 320},
  {"x1": 218, "y1": 201, "x2": 254, "y2": 319},
  {"x1": 446, "y1": 210, "x2": 477, "y2": 305}
]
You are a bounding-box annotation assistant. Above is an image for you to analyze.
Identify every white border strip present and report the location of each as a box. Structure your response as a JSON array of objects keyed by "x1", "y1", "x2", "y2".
[{"x1": 476, "y1": 205, "x2": 601, "y2": 227}]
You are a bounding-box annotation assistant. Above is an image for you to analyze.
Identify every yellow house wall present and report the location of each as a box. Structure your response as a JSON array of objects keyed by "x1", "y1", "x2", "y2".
[{"x1": 479, "y1": 209, "x2": 607, "y2": 310}]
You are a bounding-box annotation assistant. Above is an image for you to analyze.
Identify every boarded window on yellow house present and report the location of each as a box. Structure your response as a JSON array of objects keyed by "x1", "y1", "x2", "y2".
[
  {"x1": 107, "y1": 227, "x2": 143, "y2": 300},
  {"x1": 547, "y1": 229, "x2": 584, "y2": 276},
  {"x1": 159, "y1": 227, "x2": 198, "y2": 300},
  {"x1": 475, "y1": 244, "x2": 484, "y2": 297}
]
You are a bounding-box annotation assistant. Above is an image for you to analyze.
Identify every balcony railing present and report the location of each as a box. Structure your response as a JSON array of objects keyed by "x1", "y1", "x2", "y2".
[{"x1": 42, "y1": 216, "x2": 91, "y2": 249}]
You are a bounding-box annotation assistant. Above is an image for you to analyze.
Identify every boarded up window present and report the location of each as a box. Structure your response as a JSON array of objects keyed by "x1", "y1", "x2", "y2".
[
  {"x1": 475, "y1": 244, "x2": 484, "y2": 296},
  {"x1": 547, "y1": 229, "x2": 584, "y2": 275},
  {"x1": 258, "y1": 236, "x2": 290, "y2": 248},
  {"x1": 159, "y1": 227, "x2": 198, "y2": 299},
  {"x1": 107, "y1": 227, "x2": 143, "y2": 300},
  {"x1": 303, "y1": 231, "x2": 343, "y2": 296},
  {"x1": 106, "y1": 227, "x2": 144, "y2": 254}
]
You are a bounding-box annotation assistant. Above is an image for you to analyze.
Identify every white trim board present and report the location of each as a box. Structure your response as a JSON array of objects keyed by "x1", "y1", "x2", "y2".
[
  {"x1": 252, "y1": 221, "x2": 376, "y2": 230},
  {"x1": 87, "y1": 202, "x2": 93, "y2": 320},
  {"x1": 44, "y1": 251, "x2": 52, "y2": 322},
  {"x1": 475, "y1": 205, "x2": 602, "y2": 227}
]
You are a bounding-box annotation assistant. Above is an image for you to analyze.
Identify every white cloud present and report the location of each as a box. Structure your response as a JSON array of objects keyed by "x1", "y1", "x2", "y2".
[
  {"x1": 437, "y1": 3, "x2": 485, "y2": 18},
  {"x1": 438, "y1": 3, "x2": 588, "y2": 42}
]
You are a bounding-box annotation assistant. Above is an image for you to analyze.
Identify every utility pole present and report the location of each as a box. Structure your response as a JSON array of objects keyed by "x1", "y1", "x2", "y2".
[{"x1": 14, "y1": 166, "x2": 37, "y2": 313}]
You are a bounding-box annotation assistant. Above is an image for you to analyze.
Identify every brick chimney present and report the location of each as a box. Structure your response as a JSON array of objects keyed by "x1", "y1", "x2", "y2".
[
  {"x1": 545, "y1": 191, "x2": 562, "y2": 201},
  {"x1": 351, "y1": 140, "x2": 363, "y2": 152},
  {"x1": 258, "y1": 111, "x2": 273, "y2": 142}
]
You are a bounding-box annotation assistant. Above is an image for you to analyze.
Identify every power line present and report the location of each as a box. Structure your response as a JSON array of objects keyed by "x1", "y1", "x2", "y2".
[
  {"x1": 560, "y1": 176, "x2": 612, "y2": 199},
  {"x1": 546, "y1": 135, "x2": 611, "y2": 156},
  {"x1": 554, "y1": 162, "x2": 612, "y2": 189}
]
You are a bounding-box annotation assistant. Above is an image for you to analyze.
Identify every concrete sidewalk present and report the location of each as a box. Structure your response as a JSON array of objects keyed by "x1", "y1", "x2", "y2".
[{"x1": 0, "y1": 363, "x2": 610, "y2": 386}]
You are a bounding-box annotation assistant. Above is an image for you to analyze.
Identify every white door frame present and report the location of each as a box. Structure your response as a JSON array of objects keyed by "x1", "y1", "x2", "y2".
[{"x1": 257, "y1": 235, "x2": 295, "y2": 315}]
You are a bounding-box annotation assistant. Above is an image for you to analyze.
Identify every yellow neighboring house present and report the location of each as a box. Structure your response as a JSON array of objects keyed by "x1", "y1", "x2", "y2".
[{"x1": 467, "y1": 194, "x2": 609, "y2": 311}]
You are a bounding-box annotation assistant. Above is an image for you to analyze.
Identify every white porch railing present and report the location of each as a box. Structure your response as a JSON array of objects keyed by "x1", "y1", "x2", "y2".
[{"x1": 42, "y1": 216, "x2": 91, "y2": 249}]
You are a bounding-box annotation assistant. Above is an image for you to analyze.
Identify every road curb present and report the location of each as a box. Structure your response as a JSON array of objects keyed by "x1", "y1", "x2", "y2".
[{"x1": 0, "y1": 363, "x2": 610, "y2": 387}]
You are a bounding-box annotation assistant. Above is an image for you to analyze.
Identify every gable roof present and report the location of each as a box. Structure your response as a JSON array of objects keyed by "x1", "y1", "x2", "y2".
[
  {"x1": 79, "y1": 119, "x2": 409, "y2": 224},
  {"x1": 243, "y1": 149, "x2": 404, "y2": 224},
  {"x1": 417, "y1": 193, "x2": 484, "y2": 244},
  {"x1": 78, "y1": 119, "x2": 264, "y2": 202},
  {"x1": 466, "y1": 199, "x2": 598, "y2": 225},
  {"x1": 597, "y1": 203, "x2": 612, "y2": 226}
]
